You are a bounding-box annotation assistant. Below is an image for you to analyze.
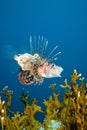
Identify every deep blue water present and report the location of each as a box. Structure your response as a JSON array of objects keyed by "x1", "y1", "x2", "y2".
[{"x1": 0, "y1": 0, "x2": 87, "y2": 122}]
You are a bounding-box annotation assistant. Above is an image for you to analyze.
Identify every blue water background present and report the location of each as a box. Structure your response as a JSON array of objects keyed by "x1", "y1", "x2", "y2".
[{"x1": 0, "y1": 0, "x2": 87, "y2": 122}]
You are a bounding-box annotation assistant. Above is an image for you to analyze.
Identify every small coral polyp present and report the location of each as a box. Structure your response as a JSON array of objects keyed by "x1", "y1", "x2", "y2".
[{"x1": 14, "y1": 36, "x2": 63, "y2": 85}]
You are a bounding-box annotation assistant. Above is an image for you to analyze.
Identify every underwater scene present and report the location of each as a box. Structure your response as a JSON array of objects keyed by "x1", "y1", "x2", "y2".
[{"x1": 0, "y1": 0, "x2": 87, "y2": 130}]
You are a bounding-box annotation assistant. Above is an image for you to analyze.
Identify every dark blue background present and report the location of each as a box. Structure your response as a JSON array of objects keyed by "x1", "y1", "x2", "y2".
[{"x1": 0, "y1": 0, "x2": 87, "y2": 121}]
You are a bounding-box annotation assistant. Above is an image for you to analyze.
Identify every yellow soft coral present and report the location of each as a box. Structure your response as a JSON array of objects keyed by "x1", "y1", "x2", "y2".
[
  {"x1": 0, "y1": 97, "x2": 6, "y2": 130},
  {"x1": 0, "y1": 70, "x2": 87, "y2": 130},
  {"x1": 71, "y1": 69, "x2": 81, "y2": 84}
]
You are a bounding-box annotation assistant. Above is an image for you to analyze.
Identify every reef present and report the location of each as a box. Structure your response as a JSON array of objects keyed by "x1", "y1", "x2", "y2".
[{"x1": 0, "y1": 70, "x2": 87, "y2": 130}]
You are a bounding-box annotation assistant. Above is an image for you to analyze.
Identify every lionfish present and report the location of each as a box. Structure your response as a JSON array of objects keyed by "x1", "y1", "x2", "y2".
[{"x1": 14, "y1": 36, "x2": 63, "y2": 85}]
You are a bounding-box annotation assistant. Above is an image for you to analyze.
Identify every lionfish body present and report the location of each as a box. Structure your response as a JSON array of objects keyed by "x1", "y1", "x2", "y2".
[{"x1": 14, "y1": 36, "x2": 63, "y2": 85}]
